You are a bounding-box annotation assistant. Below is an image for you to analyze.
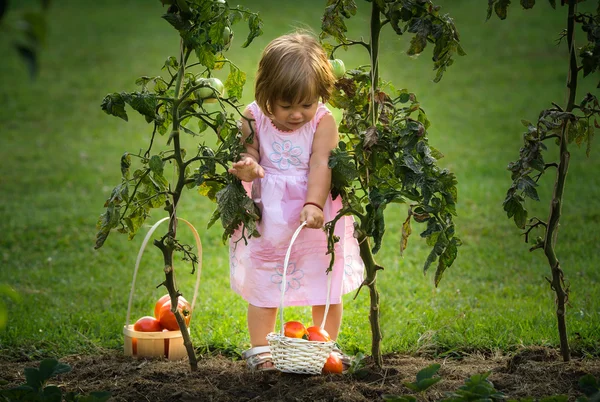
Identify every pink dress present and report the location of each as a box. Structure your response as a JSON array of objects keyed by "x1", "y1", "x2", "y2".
[{"x1": 229, "y1": 101, "x2": 364, "y2": 308}]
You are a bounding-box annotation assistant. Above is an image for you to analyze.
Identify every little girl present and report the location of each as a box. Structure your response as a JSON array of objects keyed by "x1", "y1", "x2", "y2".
[{"x1": 227, "y1": 32, "x2": 364, "y2": 371}]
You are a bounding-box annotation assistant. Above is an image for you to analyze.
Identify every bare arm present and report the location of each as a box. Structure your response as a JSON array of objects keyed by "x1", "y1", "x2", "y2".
[
  {"x1": 301, "y1": 113, "x2": 338, "y2": 228},
  {"x1": 228, "y1": 108, "x2": 265, "y2": 182}
]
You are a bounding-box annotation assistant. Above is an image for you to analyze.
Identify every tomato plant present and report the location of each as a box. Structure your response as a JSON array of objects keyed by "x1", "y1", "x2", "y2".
[
  {"x1": 320, "y1": 0, "x2": 463, "y2": 366},
  {"x1": 133, "y1": 316, "x2": 163, "y2": 332},
  {"x1": 95, "y1": 0, "x2": 263, "y2": 370},
  {"x1": 283, "y1": 321, "x2": 309, "y2": 339},
  {"x1": 489, "y1": 0, "x2": 600, "y2": 362},
  {"x1": 306, "y1": 326, "x2": 331, "y2": 342}
]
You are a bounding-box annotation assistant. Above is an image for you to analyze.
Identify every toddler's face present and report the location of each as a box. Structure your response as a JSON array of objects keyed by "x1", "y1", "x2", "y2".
[{"x1": 270, "y1": 98, "x2": 319, "y2": 132}]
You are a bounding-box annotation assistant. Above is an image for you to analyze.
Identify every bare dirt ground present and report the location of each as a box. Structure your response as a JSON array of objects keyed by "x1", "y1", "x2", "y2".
[{"x1": 1, "y1": 347, "x2": 599, "y2": 401}]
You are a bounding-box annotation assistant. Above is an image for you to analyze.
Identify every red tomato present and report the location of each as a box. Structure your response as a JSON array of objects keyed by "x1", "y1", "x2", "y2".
[
  {"x1": 283, "y1": 321, "x2": 309, "y2": 339},
  {"x1": 133, "y1": 316, "x2": 163, "y2": 332},
  {"x1": 132, "y1": 337, "x2": 138, "y2": 355},
  {"x1": 158, "y1": 299, "x2": 191, "y2": 331},
  {"x1": 306, "y1": 326, "x2": 331, "y2": 342},
  {"x1": 322, "y1": 352, "x2": 343, "y2": 374},
  {"x1": 154, "y1": 294, "x2": 190, "y2": 319}
]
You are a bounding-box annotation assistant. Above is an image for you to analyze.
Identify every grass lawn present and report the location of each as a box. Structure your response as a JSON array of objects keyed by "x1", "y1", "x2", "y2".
[{"x1": 0, "y1": 0, "x2": 598, "y2": 361}]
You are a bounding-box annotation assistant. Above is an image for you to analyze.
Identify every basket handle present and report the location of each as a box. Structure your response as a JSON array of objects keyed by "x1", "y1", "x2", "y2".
[
  {"x1": 278, "y1": 221, "x2": 333, "y2": 335},
  {"x1": 125, "y1": 217, "x2": 202, "y2": 327}
]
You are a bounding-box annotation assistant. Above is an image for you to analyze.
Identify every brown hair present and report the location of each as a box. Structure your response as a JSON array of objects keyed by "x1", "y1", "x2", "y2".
[{"x1": 254, "y1": 32, "x2": 336, "y2": 115}]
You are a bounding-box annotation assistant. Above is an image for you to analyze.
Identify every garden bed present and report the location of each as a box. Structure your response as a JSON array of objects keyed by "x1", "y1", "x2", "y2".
[{"x1": 1, "y1": 347, "x2": 599, "y2": 401}]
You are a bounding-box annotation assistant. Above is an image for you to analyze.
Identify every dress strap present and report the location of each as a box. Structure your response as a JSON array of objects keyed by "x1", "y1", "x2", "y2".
[
  {"x1": 246, "y1": 101, "x2": 266, "y2": 140},
  {"x1": 311, "y1": 103, "x2": 332, "y2": 132}
]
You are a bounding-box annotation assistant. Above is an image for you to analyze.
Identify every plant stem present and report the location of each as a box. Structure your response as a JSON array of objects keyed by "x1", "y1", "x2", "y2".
[
  {"x1": 157, "y1": 43, "x2": 199, "y2": 370},
  {"x1": 544, "y1": 1, "x2": 578, "y2": 363},
  {"x1": 357, "y1": 231, "x2": 383, "y2": 367},
  {"x1": 369, "y1": 0, "x2": 381, "y2": 126}
]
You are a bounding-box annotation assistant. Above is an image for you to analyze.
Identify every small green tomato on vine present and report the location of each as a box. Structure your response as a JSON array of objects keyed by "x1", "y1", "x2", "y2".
[
  {"x1": 222, "y1": 26, "x2": 232, "y2": 46},
  {"x1": 328, "y1": 59, "x2": 346, "y2": 79},
  {"x1": 195, "y1": 77, "x2": 224, "y2": 103}
]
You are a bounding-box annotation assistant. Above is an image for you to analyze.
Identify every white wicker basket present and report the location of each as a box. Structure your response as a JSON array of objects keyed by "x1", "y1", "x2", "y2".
[{"x1": 266, "y1": 222, "x2": 335, "y2": 375}]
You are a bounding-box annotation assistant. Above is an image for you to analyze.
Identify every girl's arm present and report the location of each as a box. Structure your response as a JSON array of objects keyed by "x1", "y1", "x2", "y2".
[
  {"x1": 301, "y1": 113, "x2": 338, "y2": 228},
  {"x1": 228, "y1": 108, "x2": 265, "y2": 182}
]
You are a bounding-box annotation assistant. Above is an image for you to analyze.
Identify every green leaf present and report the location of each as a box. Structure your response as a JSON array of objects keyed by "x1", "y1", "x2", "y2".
[
  {"x1": 101, "y1": 93, "x2": 128, "y2": 121},
  {"x1": 225, "y1": 63, "x2": 246, "y2": 100},
  {"x1": 123, "y1": 91, "x2": 158, "y2": 123},
  {"x1": 76, "y1": 391, "x2": 113, "y2": 402},
  {"x1": 494, "y1": 0, "x2": 511, "y2": 20},
  {"x1": 242, "y1": 13, "x2": 263, "y2": 48},
  {"x1": 578, "y1": 374, "x2": 599, "y2": 397},
  {"x1": 520, "y1": 0, "x2": 535, "y2": 9},
  {"x1": 95, "y1": 201, "x2": 121, "y2": 249},
  {"x1": 148, "y1": 155, "x2": 164, "y2": 176},
  {"x1": 416, "y1": 363, "x2": 441, "y2": 382},
  {"x1": 120, "y1": 152, "x2": 131, "y2": 179},
  {"x1": 161, "y1": 11, "x2": 190, "y2": 31},
  {"x1": 38, "y1": 359, "x2": 71, "y2": 382},
  {"x1": 214, "y1": 181, "x2": 261, "y2": 242},
  {"x1": 517, "y1": 175, "x2": 539, "y2": 201},
  {"x1": 404, "y1": 377, "x2": 442, "y2": 392},
  {"x1": 503, "y1": 192, "x2": 527, "y2": 229},
  {"x1": 196, "y1": 43, "x2": 217, "y2": 69},
  {"x1": 42, "y1": 385, "x2": 63, "y2": 402},
  {"x1": 407, "y1": 35, "x2": 427, "y2": 56},
  {"x1": 382, "y1": 395, "x2": 417, "y2": 402},
  {"x1": 24, "y1": 367, "x2": 43, "y2": 390}
]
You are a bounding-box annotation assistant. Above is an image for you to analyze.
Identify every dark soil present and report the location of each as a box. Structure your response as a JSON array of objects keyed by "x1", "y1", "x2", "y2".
[{"x1": 1, "y1": 347, "x2": 599, "y2": 401}]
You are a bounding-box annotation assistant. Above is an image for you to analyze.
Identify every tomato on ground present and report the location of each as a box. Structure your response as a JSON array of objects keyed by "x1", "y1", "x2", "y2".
[
  {"x1": 306, "y1": 326, "x2": 331, "y2": 342},
  {"x1": 133, "y1": 316, "x2": 163, "y2": 332},
  {"x1": 322, "y1": 352, "x2": 343, "y2": 374}
]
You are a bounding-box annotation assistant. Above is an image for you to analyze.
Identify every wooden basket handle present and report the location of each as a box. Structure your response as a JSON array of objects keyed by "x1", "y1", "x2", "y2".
[{"x1": 125, "y1": 217, "x2": 202, "y2": 326}]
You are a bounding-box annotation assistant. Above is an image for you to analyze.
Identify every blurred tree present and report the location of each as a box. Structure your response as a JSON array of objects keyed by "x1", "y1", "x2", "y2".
[{"x1": 0, "y1": 0, "x2": 51, "y2": 78}]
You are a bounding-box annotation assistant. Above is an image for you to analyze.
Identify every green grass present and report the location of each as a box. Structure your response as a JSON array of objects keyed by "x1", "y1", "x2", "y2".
[{"x1": 0, "y1": 0, "x2": 598, "y2": 361}]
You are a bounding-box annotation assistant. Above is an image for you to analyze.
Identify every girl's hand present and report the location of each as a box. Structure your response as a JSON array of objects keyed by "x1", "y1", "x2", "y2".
[
  {"x1": 300, "y1": 204, "x2": 324, "y2": 229},
  {"x1": 228, "y1": 155, "x2": 265, "y2": 182}
]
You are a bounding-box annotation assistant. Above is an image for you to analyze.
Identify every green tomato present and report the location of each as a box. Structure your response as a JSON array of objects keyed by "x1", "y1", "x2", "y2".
[
  {"x1": 195, "y1": 77, "x2": 225, "y2": 102},
  {"x1": 329, "y1": 59, "x2": 346, "y2": 79},
  {"x1": 222, "y1": 26, "x2": 232, "y2": 46}
]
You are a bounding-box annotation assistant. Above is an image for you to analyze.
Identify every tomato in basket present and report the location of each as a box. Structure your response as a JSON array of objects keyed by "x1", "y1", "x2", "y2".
[
  {"x1": 133, "y1": 316, "x2": 163, "y2": 332},
  {"x1": 306, "y1": 326, "x2": 331, "y2": 342},
  {"x1": 283, "y1": 321, "x2": 309, "y2": 339},
  {"x1": 154, "y1": 294, "x2": 190, "y2": 319},
  {"x1": 322, "y1": 352, "x2": 343, "y2": 374},
  {"x1": 158, "y1": 299, "x2": 192, "y2": 331}
]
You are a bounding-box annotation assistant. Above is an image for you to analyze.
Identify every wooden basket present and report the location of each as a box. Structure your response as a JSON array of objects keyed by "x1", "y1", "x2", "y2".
[
  {"x1": 123, "y1": 216, "x2": 202, "y2": 360},
  {"x1": 266, "y1": 222, "x2": 335, "y2": 375}
]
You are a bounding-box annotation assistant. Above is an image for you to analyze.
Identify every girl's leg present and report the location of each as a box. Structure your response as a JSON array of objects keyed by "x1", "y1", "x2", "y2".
[
  {"x1": 247, "y1": 304, "x2": 277, "y2": 346},
  {"x1": 246, "y1": 304, "x2": 277, "y2": 369},
  {"x1": 312, "y1": 302, "x2": 343, "y2": 341}
]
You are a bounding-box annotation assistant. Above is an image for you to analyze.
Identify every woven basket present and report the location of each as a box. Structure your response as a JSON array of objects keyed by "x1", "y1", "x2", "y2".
[
  {"x1": 123, "y1": 216, "x2": 202, "y2": 360},
  {"x1": 266, "y1": 222, "x2": 335, "y2": 375}
]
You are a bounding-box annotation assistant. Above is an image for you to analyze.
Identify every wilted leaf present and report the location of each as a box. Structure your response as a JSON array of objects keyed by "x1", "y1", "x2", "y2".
[
  {"x1": 101, "y1": 93, "x2": 128, "y2": 121},
  {"x1": 225, "y1": 64, "x2": 246, "y2": 99}
]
